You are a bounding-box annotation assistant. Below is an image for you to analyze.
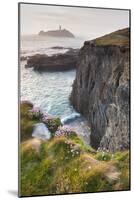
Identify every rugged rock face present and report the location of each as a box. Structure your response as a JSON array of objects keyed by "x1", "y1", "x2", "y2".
[
  {"x1": 70, "y1": 28, "x2": 130, "y2": 152},
  {"x1": 25, "y1": 49, "x2": 79, "y2": 71}
]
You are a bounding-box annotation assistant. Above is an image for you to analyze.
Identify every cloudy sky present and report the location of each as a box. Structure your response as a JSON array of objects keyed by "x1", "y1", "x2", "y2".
[{"x1": 20, "y1": 3, "x2": 129, "y2": 39}]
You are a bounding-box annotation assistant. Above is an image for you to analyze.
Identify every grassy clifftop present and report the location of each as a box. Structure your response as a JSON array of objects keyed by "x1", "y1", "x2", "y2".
[
  {"x1": 20, "y1": 101, "x2": 130, "y2": 196},
  {"x1": 86, "y1": 28, "x2": 129, "y2": 46}
]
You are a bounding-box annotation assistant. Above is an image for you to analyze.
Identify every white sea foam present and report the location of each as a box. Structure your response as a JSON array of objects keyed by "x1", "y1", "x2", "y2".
[
  {"x1": 32, "y1": 123, "x2": 51, "y2": 140},
  {"x1": 61, "y1": 112, "x2": 81, "y2": 124}
]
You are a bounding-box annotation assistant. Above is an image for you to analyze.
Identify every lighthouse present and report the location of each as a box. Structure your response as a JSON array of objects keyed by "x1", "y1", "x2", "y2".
[{"x1": 59, "y1": 25, "x2": 61, "y2": 31}]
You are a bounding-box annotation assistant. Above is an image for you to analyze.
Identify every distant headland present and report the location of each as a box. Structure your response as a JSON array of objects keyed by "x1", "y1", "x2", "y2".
[{"x1": 38, "y1": 25, "x2": 75, "y2": 38}]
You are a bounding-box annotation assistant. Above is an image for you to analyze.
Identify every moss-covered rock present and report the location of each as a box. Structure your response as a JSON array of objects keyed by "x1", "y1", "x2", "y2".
[
  {"x1": 20, "y1": 101, "x2": 39, "y2": 141},
  {"x1": 42, "y1": 116, "x2": 62, "y2": 135},
  {"x1": 20, "y1": 101, "x2": 62, "y2": 141}
]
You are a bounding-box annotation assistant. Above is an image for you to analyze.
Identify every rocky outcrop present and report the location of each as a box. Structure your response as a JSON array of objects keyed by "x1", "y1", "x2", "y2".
[
  {"x1": 20, "y1": 101, "x2": 62, "y2": 141},
  {"x1": 25, "y1": 49, "x2": 79, "y2": 71},
  {"x1": 38, "y1": 29, "x2": 75, "y2": 38},
  {"x1": 20, "y1": 56, "x2": 28, "y2": 61},
  {"x1": 70, "y1": 28, "x2": 130, "y2": 152}
]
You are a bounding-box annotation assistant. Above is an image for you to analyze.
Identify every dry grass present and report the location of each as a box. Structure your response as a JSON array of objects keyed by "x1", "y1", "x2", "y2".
[{"x1": 92, "y1": 28, "x2": 129, "y2": 46}]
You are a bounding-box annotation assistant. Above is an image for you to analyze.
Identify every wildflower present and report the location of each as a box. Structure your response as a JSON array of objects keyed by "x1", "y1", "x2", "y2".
[
  {"x1": 55, "y1": 125, "x2": 77, "y2": 138},
  {"x1": 98, "y1": 147, "x2": 101, "y2": 151},
  {"x1": 88, "y1": 166, "x2": 91, "y2": 170},
  {"x1": 111, "y1": 154, "x2": 114, "y2": 158}
]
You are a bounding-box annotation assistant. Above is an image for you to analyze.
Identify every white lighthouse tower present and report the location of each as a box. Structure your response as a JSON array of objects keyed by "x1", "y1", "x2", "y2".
[{"x1": 59, "y1": 25, "x2": 61, "y2": 31}]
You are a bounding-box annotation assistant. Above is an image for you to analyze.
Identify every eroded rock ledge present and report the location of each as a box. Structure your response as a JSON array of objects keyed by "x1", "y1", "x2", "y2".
[
  {"x1": 25, "y1": 49, "x2": 79, "y2": 71},
  {"x1": 70, "y1": 28, "x2": 130, "y2": 152}
]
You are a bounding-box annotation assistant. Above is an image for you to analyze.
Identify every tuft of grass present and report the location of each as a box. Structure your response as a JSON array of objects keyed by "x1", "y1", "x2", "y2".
[
  {"x1": 114, "y1": 151, "x2": 130, "y2": 190},
  {"x1": 95, "y1": 152, "x2": 112, "y2": 161},
  {"x1": 20, "y1": 101, "x2": 33, "y2": 118},
  {"x1": 91, "y1": 28, "x2": 129, "y2": 46},
  {"x1": 45, "y1": 117, "x2": 62, "y2": 135},
  {"x1": 20, "y1": 102, "x2": 38, "y2": 141},
  {"x1": 20, "y1": 118, "x2": 38, "y2": 141},
  {"x1": 20, "y1": 134, "x2": 130, "y2": 196}
]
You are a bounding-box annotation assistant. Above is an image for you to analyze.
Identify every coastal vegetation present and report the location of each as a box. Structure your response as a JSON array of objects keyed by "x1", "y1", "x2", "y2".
[
  {"x1": 90, "y1": 28, "x2": 129, "y2": 46},
  {"x1": 20, "y1": 101, "x2": 130, "y2": 196}
]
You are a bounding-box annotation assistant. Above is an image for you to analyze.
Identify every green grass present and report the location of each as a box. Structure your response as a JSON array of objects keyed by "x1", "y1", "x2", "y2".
[
  {"x1": 114, "y1": 151, "x2": 130, "y2": 190},
  {"x1": 20, "y1": 102, "x2": 39, "y2": 141},
  {"x1": 20, "y1": 136, "x2": 130, "y2": 196},
  {"x1": 45, "y1": 117, "x2": 62, "y2": 135},
  {"x1": 92, "y1": 28, "x2": 129, "y2": 46},
  {"x1": 95, "y1": 151, "x2": 112, "y2": 161},
  {"x1": 20, "y1": 101, "x2": 130, "y2": 196}
]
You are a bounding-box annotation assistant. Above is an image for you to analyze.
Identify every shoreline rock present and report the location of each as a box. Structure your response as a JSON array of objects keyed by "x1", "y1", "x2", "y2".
[
  {"x1": 20, "y1": 56, "x2": 28, "y2": 61},
  {"x1": 25, "y1": 49, "x2": 79, "y2": 71},
  {"x1": 51, "y1": 46, "x2": 73, "y2": 50}
]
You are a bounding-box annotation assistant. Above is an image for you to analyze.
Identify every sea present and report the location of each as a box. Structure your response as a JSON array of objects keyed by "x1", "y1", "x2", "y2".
[{"x1": 20, "y1": 35, "x2": 90, "y2": 143}]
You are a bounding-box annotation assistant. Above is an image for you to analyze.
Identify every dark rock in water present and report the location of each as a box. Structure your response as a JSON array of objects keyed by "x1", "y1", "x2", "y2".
[
  {"x1": 25, "y1": 49, "x2": 79, "y2": 71},
  {"x1": 21, "y1": 100, "x2": 33, "y2": 108},
  {"x1": 70, "y1": 28, "x2": 130, "y2": 152},
  {"x1": 51, "y1": 46, "x2": 73, "y2": 50},
  {"x1": 51, "y1": 46, "x2": 65, "y2": 49},
  {"x1": 20, "y1": 56, "x2": 28, "y2": 61},
  {"x1": 38, "y1": 28, "x2": 75, "y2": 38}
]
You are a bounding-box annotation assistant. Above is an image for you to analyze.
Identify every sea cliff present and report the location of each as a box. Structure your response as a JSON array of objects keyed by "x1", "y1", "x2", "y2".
[{"x1": 70, "y1": 28, "x2": 130, "y2": 152}]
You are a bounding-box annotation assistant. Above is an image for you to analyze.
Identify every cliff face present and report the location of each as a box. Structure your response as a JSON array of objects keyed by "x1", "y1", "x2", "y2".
[{"x1": 70, "y1": 28, "x2": 130, "y2": 152}]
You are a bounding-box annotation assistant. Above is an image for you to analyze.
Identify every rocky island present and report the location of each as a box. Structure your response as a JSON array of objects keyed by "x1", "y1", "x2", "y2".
[
  {"x1": 38, "y1": 26, "x2": 75, "y2": 38},
  {"x1": 70, "y1": 28, "x2": 130, "y2": 152}
]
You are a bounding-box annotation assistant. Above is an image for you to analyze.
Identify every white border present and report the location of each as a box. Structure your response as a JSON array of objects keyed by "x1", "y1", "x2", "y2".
[{"x1": 0, "y1": 0, "x2": 133, "y2": 199}]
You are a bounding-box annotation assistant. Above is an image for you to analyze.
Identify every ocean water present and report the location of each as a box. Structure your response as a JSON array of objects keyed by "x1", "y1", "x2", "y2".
[
  {"x1": 20, "y1": 35, "x2": 90, "y2": 143},
  {"x1": 21, "y1": 35, "x2": 85, "y2": 57},
  {"x1": 21, "y1": 61, "x2": 76, "y2": 118}
]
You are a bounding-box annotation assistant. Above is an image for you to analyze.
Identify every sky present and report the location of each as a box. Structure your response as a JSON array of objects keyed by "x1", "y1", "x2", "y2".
[{"x1": 20, "y1": 3, "x2": 129, "y2": 39}]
